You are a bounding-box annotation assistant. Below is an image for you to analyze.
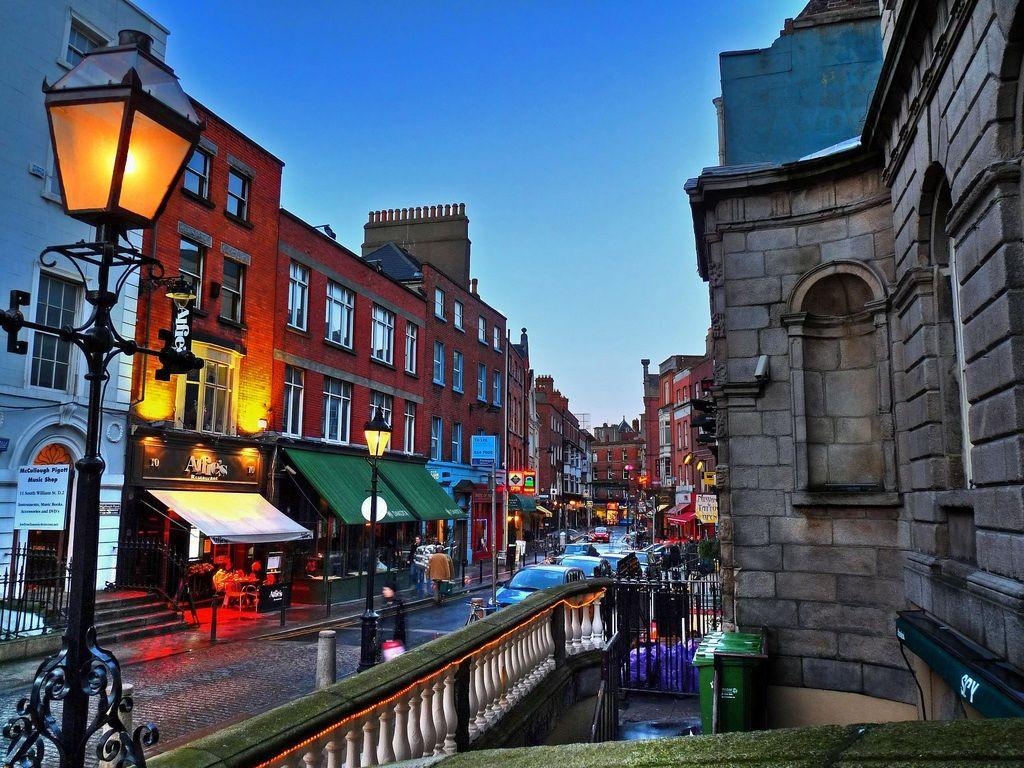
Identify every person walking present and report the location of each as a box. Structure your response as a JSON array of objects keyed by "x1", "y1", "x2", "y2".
[
  {"x1": 427, "y1": 549, "x2": 453, "y2": 606},
  {"x1": 380, "y1": 582, "x2": 406, "y2": 660},
  {"x1": 408, "y1": 535, "x2": 425, "y2": 596}
]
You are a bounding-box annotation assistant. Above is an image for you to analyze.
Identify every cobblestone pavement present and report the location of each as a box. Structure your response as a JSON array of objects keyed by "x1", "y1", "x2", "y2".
[{"x1": 0, "y1": 597, "x2": 475, "y2": 763}]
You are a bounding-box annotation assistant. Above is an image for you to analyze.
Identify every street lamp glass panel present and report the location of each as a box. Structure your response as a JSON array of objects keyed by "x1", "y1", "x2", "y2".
[
  {"x1": 364, "y1": 412, "x2": 392, "y2": 458},
  {"x1": 118, "y1": 111, "x2": 194, "y2": 220},
  {"x1": 47, "y1": 100, "x2": 126, "y2": 212},
  {"x1": 44, "y1": 36, "x2": 201, "y2": 228}
]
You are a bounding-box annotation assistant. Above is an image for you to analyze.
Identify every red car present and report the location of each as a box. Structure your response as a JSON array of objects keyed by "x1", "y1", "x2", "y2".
[{"x1": 590, "y1": 526, "x2": 611, "y2": 543}]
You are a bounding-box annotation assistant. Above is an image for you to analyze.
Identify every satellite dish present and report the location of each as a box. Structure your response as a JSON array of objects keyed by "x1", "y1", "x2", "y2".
[{"x1": 361, "y1": 496, "x2": 389, "y2": 522}]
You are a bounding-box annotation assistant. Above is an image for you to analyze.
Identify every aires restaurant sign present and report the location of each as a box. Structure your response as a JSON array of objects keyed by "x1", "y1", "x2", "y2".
[{"x1": 141, "y1": 443, "x2": 261, "y2": 484}]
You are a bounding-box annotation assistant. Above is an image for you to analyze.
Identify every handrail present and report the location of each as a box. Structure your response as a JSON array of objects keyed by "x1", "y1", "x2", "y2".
[{"x1": 151, "y1": 578, "x2": 611, "y2": 768}]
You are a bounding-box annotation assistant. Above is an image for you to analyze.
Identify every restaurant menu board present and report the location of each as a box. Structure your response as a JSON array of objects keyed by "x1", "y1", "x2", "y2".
[{"x1": 15, "y1": 465, "x2": 72, "y2": 530}]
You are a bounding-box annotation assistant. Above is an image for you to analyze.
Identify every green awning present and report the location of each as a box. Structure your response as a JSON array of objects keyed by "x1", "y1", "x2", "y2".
[
  {"x1": 284, "y1": 449, "x2": 416, "y2": 524},
  {"x1": 897, "y1": 611, "x2": 1024, "y2": 718},
  {"x1": 377, "y1": 461, "x2": 466, "y2": 521},
  {"x1": 509, "y1": 494, "x2": 537, "y2": 513}
]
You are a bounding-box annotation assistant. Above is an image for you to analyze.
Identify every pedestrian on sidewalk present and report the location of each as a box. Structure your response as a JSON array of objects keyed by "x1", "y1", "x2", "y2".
[
  {"x1": 408, "y1": 535, "x2": 426, "y2": 596},
  {"x1": 380, "y1": 581, "x2": 403, "y2": 663},
  {"x1": 427, "y1": 549, "x2": 453, "y2": 606}
]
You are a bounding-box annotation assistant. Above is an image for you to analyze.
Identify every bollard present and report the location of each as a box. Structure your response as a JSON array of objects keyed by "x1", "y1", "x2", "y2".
[
  {"x1": 210, "y1": 597, "x2": 219, "y2": 642},
  {"x1": 98, "y1": 683, "x2": 133, "y2": 768},
  {"x1": 280, "y1": 603, "x2": 287, "y2": 627},
  {"x1": 478, "y1": 558, "x2": 483, "y2": 585},
  {"x1": 316, "y1": 630, "x2": 337, "y2": 690}
]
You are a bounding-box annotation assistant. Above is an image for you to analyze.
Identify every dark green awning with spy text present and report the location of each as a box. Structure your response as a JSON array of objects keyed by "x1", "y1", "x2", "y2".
[{"x1": 897, "y1": 611, "x2": 1024, "y2": 718}]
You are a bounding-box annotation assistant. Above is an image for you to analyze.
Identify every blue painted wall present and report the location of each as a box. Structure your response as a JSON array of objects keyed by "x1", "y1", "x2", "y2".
[{"x1": 720, "y1": 16, "x2": 882, "y2": 165}]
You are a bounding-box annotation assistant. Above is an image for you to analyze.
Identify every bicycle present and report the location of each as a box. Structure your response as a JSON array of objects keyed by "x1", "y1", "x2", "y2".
[{"x1": 465, "y1": 597, "x2": 495, "y2": 625}]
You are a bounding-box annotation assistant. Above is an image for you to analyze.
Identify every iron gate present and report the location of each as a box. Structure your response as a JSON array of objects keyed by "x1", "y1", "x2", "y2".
[{"x1": 613, "y1": 572, "x2": 722, "y2": 694}]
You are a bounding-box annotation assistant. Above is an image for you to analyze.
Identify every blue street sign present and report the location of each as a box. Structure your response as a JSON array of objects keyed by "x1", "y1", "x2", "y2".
[{"x1": 471, "y1": 434, "x2": 498, "y2": 469}]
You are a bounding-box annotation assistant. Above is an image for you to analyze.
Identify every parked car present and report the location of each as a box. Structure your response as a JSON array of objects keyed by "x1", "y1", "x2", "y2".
[
  {"x1": 562, "y1": 542, "x2": 600, "y2": 557},
  {"x1": 494, "y1": 565, "x2": 587, "y2": 607},
  {"x1": 590, "y1": 526, "x2": 611, "y2": 543},
  {"x1": 558, "y1": 551, "x2": 642, "y2": 580}
]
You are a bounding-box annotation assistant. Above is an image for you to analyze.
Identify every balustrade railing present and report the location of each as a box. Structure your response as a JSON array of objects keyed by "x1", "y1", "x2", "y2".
[{"x1": 150, "y1": 580, "x2": 609, "y2": 768}]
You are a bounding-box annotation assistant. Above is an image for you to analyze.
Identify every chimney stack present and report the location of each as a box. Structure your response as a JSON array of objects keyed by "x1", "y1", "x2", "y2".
[{"x1": 362, "y1": 202, "x2": 471, "y2": 289}]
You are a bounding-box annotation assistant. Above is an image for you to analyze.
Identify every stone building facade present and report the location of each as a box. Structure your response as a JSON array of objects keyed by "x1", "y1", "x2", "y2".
[{"x1": 688, "y1": 0, "x2": 1024, "y2": 726}]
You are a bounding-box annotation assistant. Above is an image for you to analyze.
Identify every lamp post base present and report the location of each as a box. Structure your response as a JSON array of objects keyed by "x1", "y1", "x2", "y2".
[{"x1": 357, "y1": 609, "x2": 380, "y2": 672}]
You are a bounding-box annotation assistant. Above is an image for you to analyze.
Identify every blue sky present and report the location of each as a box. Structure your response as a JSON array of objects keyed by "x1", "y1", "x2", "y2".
[{"x1": 142, "y1": 0, "x2": 808, "y2": 427}]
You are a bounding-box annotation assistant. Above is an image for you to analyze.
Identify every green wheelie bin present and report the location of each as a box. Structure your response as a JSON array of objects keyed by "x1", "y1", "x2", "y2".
[{"x1": 694, "y1": 630, "x2": 767, "y2": 734}]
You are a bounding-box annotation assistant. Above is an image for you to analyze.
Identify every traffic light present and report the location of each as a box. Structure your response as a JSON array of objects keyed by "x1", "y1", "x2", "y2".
[{"x1": 692, "y1": 398, "x2": 718, "y2": 451}]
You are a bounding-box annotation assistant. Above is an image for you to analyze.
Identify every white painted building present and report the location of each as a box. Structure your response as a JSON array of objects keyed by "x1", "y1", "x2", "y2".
[{"x1": 0, "y1": 1, "x2": 168, "y2": 589}]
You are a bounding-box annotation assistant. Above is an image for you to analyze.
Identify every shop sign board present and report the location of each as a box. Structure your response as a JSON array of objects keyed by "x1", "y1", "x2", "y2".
[
  {"x1": 470, "y1": 435, "x2": 497, "y2": 469},
  {"x1": 696, "y1": 494, "x2": 719, "y2": 524},
  {"x1": 703, "y1": 471, "x2": 717, "y2": 487},
  {"x1": 507, "y1": 469, "x2": 537, "y2": 495},
  {"x1": 258, "y1": 583, "x2": 292, "y2": 613},
  {"x1": 141, "y1": 442, "x2": 261, "y2": 484},
  {"x1": 15, "y1": 465, "x2": 72, "y2": 530}
]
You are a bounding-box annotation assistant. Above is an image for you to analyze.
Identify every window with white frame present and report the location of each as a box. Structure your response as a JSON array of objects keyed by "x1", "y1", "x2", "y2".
[
  {"x1": 478, "y1": 316, "x2": 486, "y2": 343},
  {"x1": 403, "y1": 402, "x2": 416, "y2": 454},
  {"x1": 370, "y1": 391, "x2": 393, "y2": 427},
  {"x1": 322, "y1": 376, "x2": 351, "y2": 442},
  {"x1": 65, "y1": 18, "x2": 103, "y2": 66},
  {"x1": 370, "y1": 305, "x2": 395, "y2": 364},
  {"x1": 283, "y1": 366, "x2": 304, "y2": 436},
  {"x1": 30, "y1": 273, "x2": 79, "y2": 390},
  {"x1": 492, "y1": 371, "x2": 502, "y2": 406},
  {"x1": 226, "y1": 169, "x2": 250, "y2": 221},
  {"x1": 433, "y1": 341, "x2": 445, "y2": 384},
  {"x1": 452, "y1": 422, "x2": 463, "y2": 463},
  {"x1": 220, "y1": 259, "x2": 244, "y2": 323},
  {"x1": 179, "y1": 344, "x2": 237, "y2": 434},
  {"x1": 179, "y1": 238, "x2": 204, "y2": 309},
  {"x1": 183, "y1": 148, "x2": 212, "y2": 199},
  {"x1": 404, "y1": 323, "x2": 418, "y2": 374},
  {"x1": 434, "y1": 288, "x2": 445, "y2": 319},
  {"x1": 454, "y1": 300, "x2": 464, "y2": 330},
  {"x1": 493, "y1": 326, "x2": 501, "y2": 351},
  {"x1": 477, "y1": 364, "x2": 487, "y2": 401},
  {"x1": 325, "y1": 281, "x2": 354, "y2": 348},
  {"x1": 622, "y1": 449, "x2": 628, "y2": 460},
  {"x1": 430, "y1": 417, "x2": 443, "y2": 460},
  {"x1": 453, "y1": 351, "x2": 464, "y2": 392},
  {"x1": 288, "y1": 262, "x2": 309, "y2": 330}
]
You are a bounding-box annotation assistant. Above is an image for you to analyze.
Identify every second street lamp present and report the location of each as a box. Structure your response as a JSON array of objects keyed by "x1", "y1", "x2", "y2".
[{"x1": 359, "y1": 408, "x2": 392, "y2": 671}]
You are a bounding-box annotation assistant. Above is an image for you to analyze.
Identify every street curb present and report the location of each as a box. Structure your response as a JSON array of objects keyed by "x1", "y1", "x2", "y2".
[{"x1": 255, "y1": 581, "x2": 495, "y2": 641}]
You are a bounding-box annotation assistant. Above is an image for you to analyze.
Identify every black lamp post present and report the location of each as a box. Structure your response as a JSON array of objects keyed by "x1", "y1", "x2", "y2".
[
  {"x1": 358, "y1": 408, "x2": 392, "y2": 671},
  {"x1": 2, "y1": 30, "x2": 201, "y2": 768}
]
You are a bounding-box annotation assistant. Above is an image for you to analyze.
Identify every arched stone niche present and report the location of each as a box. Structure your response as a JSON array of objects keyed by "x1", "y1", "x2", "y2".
[{"x1": 784, "y1": 261, "x2": 895, "y2": 496}]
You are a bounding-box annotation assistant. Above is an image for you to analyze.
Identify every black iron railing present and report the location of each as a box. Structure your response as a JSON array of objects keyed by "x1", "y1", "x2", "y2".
[
  {"x1": 614, "y1": 570, "x2": 722, "y2": 694},
  {"x1": 116, "y1": 537, "x2": 190, "y2": 607},
  {"x1": 0, "y1": 546, "x2": 70, "y2": 641}
]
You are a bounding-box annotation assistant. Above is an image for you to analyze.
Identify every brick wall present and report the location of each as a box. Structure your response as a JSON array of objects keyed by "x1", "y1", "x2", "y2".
[
  {"x1": 135, "y1": 100, "x2": 282, "y2": 436},
  {"x1": 275, "y1": 211, "x2": 425, "y2": 450},
  {"x1": 419, "y1": 265, "x2": 505, "y2": 463}
]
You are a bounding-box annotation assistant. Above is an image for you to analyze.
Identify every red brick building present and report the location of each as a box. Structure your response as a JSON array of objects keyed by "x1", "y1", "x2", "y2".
[
  {"x1": 362, "y1": 206, "x2": 507, "y2": 562},
  {"x1": 125, "y1": 100, "x2": 287, "y2": 572},
  {"x1": 591, "y1": 420, "x2": 645, "y2": 524}
]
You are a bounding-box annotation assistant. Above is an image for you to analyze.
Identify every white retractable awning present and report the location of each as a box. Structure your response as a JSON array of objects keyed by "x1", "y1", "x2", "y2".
[{"x1": 149, "y1": 490, "x2": 312, "y2": 544}]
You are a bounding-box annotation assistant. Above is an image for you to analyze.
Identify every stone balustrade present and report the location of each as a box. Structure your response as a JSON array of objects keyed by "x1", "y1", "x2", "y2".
[{"x1": 151, "y1": 580, "x2": 610, "y2": 768}]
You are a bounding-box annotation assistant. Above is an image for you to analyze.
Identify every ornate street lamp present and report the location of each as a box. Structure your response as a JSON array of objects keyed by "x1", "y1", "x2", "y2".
[
  {"x1": 2, "y1": 30, "x2": 201, "y2": 768},
  {"x1": 359, "y1": 408, "x2": 392, "y2": 671}
]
